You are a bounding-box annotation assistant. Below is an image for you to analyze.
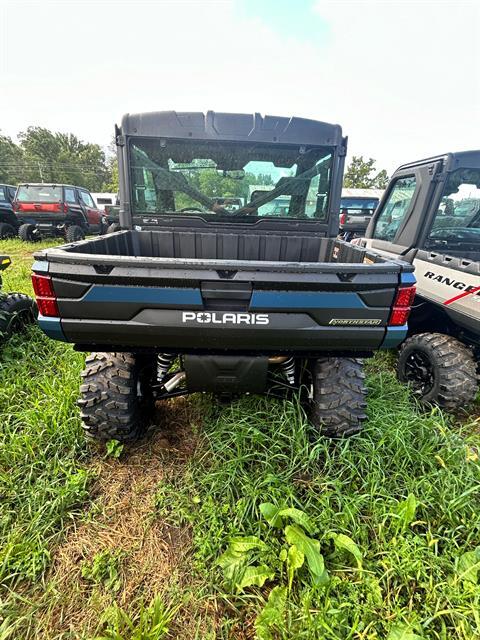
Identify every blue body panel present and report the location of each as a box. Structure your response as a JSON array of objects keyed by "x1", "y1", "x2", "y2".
[
  {"x1": 250, "y1": 290, "x2": 366, "y2": 309},
  {"x1": 32, "y1": 260, "x2": 49, "y2": 274},
  {"x1": 37, "y1": 316, "x2": 67, "y2": 342},
  {"x1": 380, "y1": 326, "x2": 408, "y2": 349},
  {"x1": 83, "y1": 285, "x2": 203, "y2": 306}
]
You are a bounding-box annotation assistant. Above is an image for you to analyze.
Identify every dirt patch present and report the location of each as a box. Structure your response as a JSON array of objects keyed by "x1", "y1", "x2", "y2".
[{"x1": 38, "y1": 397, "x2": 203, "y2": 638}]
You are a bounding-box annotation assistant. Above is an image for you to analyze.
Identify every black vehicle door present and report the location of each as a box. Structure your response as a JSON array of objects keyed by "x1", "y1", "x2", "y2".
[
  {"x1": 366, "y1": 160, "x2": 444, "y2": 258},
  {"x1": 63, "y1": 187, "x2": 82, "y2": 216}
]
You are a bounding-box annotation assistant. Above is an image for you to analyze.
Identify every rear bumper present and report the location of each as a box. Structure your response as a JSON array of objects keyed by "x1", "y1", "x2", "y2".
[{"x1": 38, "y1": 311, "x2": 407, "y2": 354}]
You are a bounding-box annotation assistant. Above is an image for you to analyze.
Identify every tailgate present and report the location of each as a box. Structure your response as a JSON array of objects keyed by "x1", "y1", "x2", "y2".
[{"x1": 33, "y1": 243, "x2": 415, "y2": 355}]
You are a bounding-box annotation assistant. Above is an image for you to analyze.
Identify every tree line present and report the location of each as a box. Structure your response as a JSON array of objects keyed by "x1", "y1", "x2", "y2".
[
  {"x1": 0, "y1": 126, "x2": 389, "y2": 192},
  {"x1": 0, "y1": 127, "x2": 115, "y2": 192}
]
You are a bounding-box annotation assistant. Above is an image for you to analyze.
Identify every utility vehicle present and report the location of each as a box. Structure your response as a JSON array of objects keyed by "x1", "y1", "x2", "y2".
[
  {"x1": 14, "y1": 183, "x2": 107, "y2": 242},
  {"x1": 339, "y1": 188, "x2": 383, "y2": 240},
  {"x1": 0, "y1": 185, "x2": 20, "y2": 239},
  {"x1": 0, "y1": 256, "x2": 36, "y2": 341},
  {"x1": 359, "y1": 151, "x2": 480, "y2": 411},
  {"x1": 31, "y1": 110, "x2": 415, "y2": 442}
]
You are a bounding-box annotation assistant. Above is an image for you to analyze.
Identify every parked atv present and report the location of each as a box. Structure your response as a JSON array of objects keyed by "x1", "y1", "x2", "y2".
[
  {"x1": 0, "y1": 184, "x2": 20, "y2": 239},
  {"x1": 0, "y1": 256, "x2": 36, "y2": 342},
  {"x1": 360, "y1": 150, "x2": 480, "y2": 412},
  {"x1": 338, "y1": 188, "x2": 383, "y2": 241},
  {"x1": 14, "y1": 184, "x2": 108, "y2": 242}
]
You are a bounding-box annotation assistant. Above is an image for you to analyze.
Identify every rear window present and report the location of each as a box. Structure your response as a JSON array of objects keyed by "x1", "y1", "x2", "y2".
[
  {"x1": 340, "y1": 197, "x2": 379, "y2": 214},
  {"x1": 16, "y1": 185, "x2": 63, "y2": 203},
  {"x1": 97, "y1": 197, "x2": 113, "y2": 205}
]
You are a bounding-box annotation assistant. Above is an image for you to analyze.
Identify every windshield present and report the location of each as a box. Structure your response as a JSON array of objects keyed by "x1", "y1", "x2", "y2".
[
  {"x1": 425, "y1": 168, "x2": 480, "y2": 254},
  {"x1": 16, "y1": 185, "x2": 63, "y2": 203},
  {"x1": 129, "y1": 139, "x2": 334, "y2": 220},
  {"x1": 340, "y1": 197, "x2": 379, "y2": 215}
]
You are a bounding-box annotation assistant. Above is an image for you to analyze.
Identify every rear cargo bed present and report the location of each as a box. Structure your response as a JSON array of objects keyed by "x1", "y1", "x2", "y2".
[
  {"x1": 34, "y1": 229, "x2": 415, "y2": 355},
  {"x1": 37, "y1": 229, "x2": 398, "y2": 271}
]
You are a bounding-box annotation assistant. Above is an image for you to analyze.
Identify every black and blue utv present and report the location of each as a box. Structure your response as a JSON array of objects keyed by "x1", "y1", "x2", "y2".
[{"x1": 32, "y1": 111, "x2": 416, "y2": 442}]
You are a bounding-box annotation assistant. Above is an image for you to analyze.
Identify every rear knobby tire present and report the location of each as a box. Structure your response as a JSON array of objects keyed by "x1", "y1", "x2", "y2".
[
  {"x1": 0, "y1": 222, "x2": 17, "y2": 239},
  {"x1": 78, "y1": 352, "x2": 154, "y2": 442},
  {"x1": 18, "y1": 223, "x2": 39, "y2": 242},
  {"x1": 310, "y1": 357, "x2": 367, "y2": 437},
  {"x1": 65, "y1": 225, "x2": 85, "y2": 242},
  {"x1": 0, "y1": 293, "x2": 37, "y2": 341},
  {"x1": 397, "y1": 332, "x2": 478, "y2": 411}
]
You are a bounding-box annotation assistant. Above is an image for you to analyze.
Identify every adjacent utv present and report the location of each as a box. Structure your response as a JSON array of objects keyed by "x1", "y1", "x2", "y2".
[
  {"x1": 0, "y1": 185, "x2": 20, "y2": 239},
  {"x1": 32, "y1": 111, "x2": 415, "y2": 442},
  {"x1": 361, "y1": 151, "x2": 480, "y2": 411},
  {"x1": 339, "y1": 188, "x2": 383, "y2": 241},
  {"x1": 14, "y1": 183, "x2": 107, "y2": 242}
]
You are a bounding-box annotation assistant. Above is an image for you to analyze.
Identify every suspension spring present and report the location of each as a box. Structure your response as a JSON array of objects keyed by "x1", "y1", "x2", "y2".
[
  {"x1": 157, "y1": 353, "x2": 175, "y2": 382},
  {"x1": 280, "y1": 357, "x2": 296, "y2": 385}
]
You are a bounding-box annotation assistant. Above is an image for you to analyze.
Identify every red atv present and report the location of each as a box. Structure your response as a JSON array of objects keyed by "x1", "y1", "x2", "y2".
[{"x1": 14, "y1": 184, "x2": 108, "y2": 242}]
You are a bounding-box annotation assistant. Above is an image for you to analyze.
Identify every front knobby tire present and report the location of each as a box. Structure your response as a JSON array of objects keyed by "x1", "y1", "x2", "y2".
[
  {"x1": 398, "y1": 332, "x2": 478, "y2": 411},
  {"x1": 310, "y1": 357, "x2": 367, "y2": 437},
  {"x1": 78, "y1": 352, "x2": 154, "y2": 442}
]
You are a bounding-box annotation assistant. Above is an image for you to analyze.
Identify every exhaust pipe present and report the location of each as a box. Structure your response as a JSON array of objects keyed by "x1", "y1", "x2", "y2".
[{"x1": 163, "y1": 371, "x2": 186, "y2": 392}]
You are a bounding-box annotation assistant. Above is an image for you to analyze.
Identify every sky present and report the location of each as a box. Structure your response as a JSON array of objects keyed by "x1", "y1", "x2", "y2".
[{"x1": 0, "y1": 0, "x2": 479, "y2": 173}]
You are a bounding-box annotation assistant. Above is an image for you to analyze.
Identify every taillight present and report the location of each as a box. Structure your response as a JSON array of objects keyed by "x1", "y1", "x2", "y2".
[
  {"x1": 36, "y1": 298, "x2": 60, "y2": 317},
  {"x1": 339, "y1": 212, "x2": 347, "y2": 225},
  {"x1": 62, "y1": 203, "x2": 69, "y2": 213},
  {"x1": 389, "y1": 286, "x2": 416, "y2": 326},
  {"x1": 31, "y1": 274, "x2": 59, "y2": 317},
  {"x1": 13, "y1": 201, "x2": 19, "y2": 211}
]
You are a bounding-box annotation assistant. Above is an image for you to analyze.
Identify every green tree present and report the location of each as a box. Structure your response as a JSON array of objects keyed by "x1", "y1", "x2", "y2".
[
  {"x1": 101, "y1": 139, "x2": 119, "y2": 192},
  {"x1": 17, "y1": 127, "x2": 110, "y2": 190},
  {"x1": 0, "y1": 134, "x2": 24, "y2": 184},
  {"x1": 344, "y1": 156, "x2": 389, "y2": 189}
]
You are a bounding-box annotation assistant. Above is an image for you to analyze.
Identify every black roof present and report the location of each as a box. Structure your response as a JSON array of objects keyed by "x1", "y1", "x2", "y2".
[
  {"x1": 17, "y1": 183, "x2": 80, "y2": 189},
  {"x1": 119, "y1": 110, "x2": 344, "y2": 147},
  {"x1": 396, "y1": 150, "x2": 480, "y2": 173}
]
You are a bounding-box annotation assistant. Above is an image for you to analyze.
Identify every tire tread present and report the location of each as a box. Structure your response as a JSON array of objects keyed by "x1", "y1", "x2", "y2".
[
  {"x1": 78, "y1": 352, "x2": 150, "y2": 442},
  {"x1": 398, "y1": 332, "x2": 478, "y2": 411},
  {"x1": 311, "y1": 357, "x2": 367, "y2": 438}
]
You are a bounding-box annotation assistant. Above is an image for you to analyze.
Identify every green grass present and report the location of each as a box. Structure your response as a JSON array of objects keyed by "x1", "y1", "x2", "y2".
[
  {"x1": 158, "y1": 383, "x2": 480, "y2": 639},
  {"x1": 0, "y1": 238, "x2": 479, "y2": 639}
]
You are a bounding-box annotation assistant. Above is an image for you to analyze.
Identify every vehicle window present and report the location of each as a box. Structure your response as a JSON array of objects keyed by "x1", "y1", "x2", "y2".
[
  {"x1": 372, "y1": 176, "x2": 417, "y2": 241},
  {"x1": 79, "y1": 191, "x2": 95, "y2": 208},
  {"x1": 0, "y1": 187, "x2": 6, "y2": 202},
  {"x1": 64, "y1": 188, "x2": 77, "y2": 203},
  {"x1": 7, "y1": 187, "x2": 16, "y2": 200},
  {"x1": 340, "y1": 198, "x2": 379, "y2": 216},
  {"x1": 424, "y1": 168, "x2": 480, "y2": 254},
  {"x1": 16, "y1": 185, "x2": 62, "y2": 202},
  {"x1": 97, "y1": 197, "x2": 113, "y2": 205},
  {"x1": 129, "y1": 139, "x2": 334, "y2": 221}
]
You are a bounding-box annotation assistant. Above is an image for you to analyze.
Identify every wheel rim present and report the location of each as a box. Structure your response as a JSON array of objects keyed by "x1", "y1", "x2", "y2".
[
  {"x1": 403, "y1": 349, "x2": 435, "y2": 396},
  {"x1": 9, "y1": 308, "x2": 34, "y2": 334}
]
